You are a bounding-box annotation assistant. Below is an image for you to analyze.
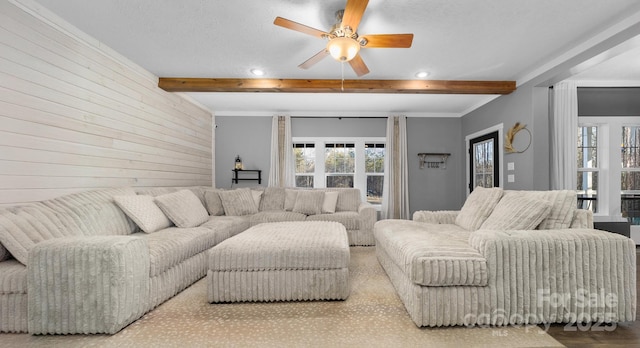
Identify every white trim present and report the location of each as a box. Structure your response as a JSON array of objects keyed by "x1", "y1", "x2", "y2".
[
  {"x1": 465, "y1": 124, "x2": 504, "y2": 195},
  {"x1": 208, "y1": 110, "x2": 462, "y2": 118},
  {"x1": 293, "y1": 137, "x2": 385, "y2": 205}
]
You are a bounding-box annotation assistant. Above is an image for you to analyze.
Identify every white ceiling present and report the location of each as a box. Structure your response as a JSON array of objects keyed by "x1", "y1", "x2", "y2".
[{"x1": 33, "y1": 0, "x2": 640, "y2": 117}]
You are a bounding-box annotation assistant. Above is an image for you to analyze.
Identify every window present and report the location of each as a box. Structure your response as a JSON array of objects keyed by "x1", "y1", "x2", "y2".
[
  {"x1": 577, "y1": 126, "x2": 598, "y2": 212},
  {"x1": 621, "y1": 126, "x2": 640, "y2": 224},
  {"x1": 293, "y1": 137, "x2": 385, "y2": 206},
  {"x1": 365, "y1": 143, "x2": 385, "y2": 204},
  {"x1": 294, "y1": 143, "x2": 315, "y2": 188},
  {"x1": 325, "y1": 143, "x2": 355, "y2": 188}
]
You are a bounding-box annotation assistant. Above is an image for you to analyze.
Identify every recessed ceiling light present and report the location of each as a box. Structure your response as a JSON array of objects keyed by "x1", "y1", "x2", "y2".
[
  {"x1": 415, "y1": 71, "x2": 429, "y2": 78},
  {"x1": 250, "y1": 68, "x2": 265, "y2": 76}
]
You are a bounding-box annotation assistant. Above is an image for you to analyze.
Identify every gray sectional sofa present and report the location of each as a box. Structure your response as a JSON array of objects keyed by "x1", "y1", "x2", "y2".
[
  {"x1": 0, "y1": 185, "x2": 375, "y2": 334},
  {"x1": 374, "y1": 187, "x2": 637, "y2": 327}
]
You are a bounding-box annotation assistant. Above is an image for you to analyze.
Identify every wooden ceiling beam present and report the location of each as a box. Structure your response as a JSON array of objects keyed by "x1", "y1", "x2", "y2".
[{"x1": 158, "y1": 78, "x2": 516, "y2": 95}]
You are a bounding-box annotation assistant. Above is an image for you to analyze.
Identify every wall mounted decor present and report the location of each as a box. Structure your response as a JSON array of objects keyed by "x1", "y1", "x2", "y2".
[
  {"x1": 417, "y1": 153, "x2": 450, "y2": 169},
  {"x1": 504, "y1": 122, "x2": 531, "y2": 153}
]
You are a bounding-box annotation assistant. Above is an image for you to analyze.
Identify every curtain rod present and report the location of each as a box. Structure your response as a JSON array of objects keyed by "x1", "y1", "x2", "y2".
[{"x1": 290, "y1": 116, "x2": 386, "y2": 119}]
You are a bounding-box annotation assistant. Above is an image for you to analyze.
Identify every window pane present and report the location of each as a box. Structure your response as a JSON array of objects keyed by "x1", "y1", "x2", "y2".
[
  {"x1": 325, "y1": 143, "x2": 355, "y2": 174},
  {"x1": 295, "y1": 175, "x2": 313, "y2": 188},
  {"x1": 294, "y1": 144, "x2": 315, "y2": 174},
  {"x1": 326, "y1": 175, "x2": 354, "y2": 188},
  {"x1": 577, "y1": 126, "x2": 597, "y2": 169},
  {"x1": 366, "y1": 175, "x2": 383, "y2": 204},
  {"x1": 621, "y1": 171, "x2": 640, "y2": 191},
  {"x1": 576, "y1": 171, "x2": 598, "y2": 194},
  {"x1": 622, "y1": 194, "x2": 640, "y2": 225},
  {"x1": 365, "y1": 144, "x2": 385, "y2": 173},
  {"x1": 622, "y1": 126, "x2": 640, "y2": 168}
]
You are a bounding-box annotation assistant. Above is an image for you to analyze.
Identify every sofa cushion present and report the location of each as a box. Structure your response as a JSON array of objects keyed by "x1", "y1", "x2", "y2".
[
  {"x1": 218, "y1": 188, "x2": 259, "y2": 216},
  {"x1": 455, "y1": 186, "x2": 503, "y2": 231},
  {"x1": 204, "y1": 189, "x2": 225, "y2": 216},
  {"x1": 480, "y1": 193, "x2": 551, "y2": 230},
  {"x1": 529, "y1": 190, "x2": 577, "y2": 229},
  {"x1": 0, "y1": 205, "x2": 82, "y2": 265},
  {"x1": 306, "y1": 212, "x2": 360, "y2": 230},
  {"x1": 114, "y1": 195, "x2": 173, "y2": 233},
  {"x1": 284, "y1": 189, "x2": 298, "y2": 211},
  {"x1": 293, "y1": 190, "x2": 325, "y2": 215},
  {"x1": 260, "y1": 187, "x2": 286, "y2": 211},
  {"x1": 374, "y1": 219, "x2": 488, "y2": 286},
  {"x1": 139, "y1": 225, "x2": 219, "y2": 277},
  {"x1": 41, "y1": 187, "x2": 138, "y2": 236},
  {"x1": 332, "y1": 188, "x2": 361, "y2": 212},
  {"x1": 155, "y1": 190, "x2": 209, "y2": 228},
  {"x1": 251, "y1": 190, "x2": 263, "y2": 209},
  {"x1": 322, "y1": 191, "x2": 339, "y2": 213},
  {"x1": 249, "y1": 211, "x2": 307, "y2": 226}
]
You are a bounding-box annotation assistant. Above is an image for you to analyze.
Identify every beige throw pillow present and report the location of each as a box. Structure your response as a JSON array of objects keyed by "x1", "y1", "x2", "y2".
[
  {"x1": 284, "y1": 189, "x2": 298, "y2": 211},
  {"x1": 251, "y1": 190, "x2": 263, "y2": 209},
  {"x1": 204, "y1": 189, "x2": 225, "y2": 216},
  {"x1": 114, "y1": 195, "x2": 173, "y2": 233},
  {"x1": 480, "y1": 193, "x2": 552, "y2": 230},
  {"x1": 322, "y1": 191, "x2": 339, "y2": 213},
  {"x1": 292, "y1": 190, "x2": 325, "y2": 215},
  {"x1": 455, "y1": 186, "x2": 503, "y2": 231},
  {"x1": 154, "y1": 190, "x2": 209, "y2": 228},
  {"x1": 218, "y1": 188, "x2": 259, "y2": 216}
]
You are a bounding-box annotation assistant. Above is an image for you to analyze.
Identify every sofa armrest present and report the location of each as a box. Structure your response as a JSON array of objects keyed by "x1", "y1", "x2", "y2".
[
  {"x1": 570, "y1": 209, "x2": 594, "y2": 229},
  {"x1": 28, "y1": 236, "x2": 150, "y2": 334},
  {"x1": 469, "y1": 228, "x2": 636, "y2": 324},
  {"x1": 358, "y1": 202, "x2": 377, "y2": 232},
  {"x1": 413, "y1": 210, "x2": 459, "y2": 224}
]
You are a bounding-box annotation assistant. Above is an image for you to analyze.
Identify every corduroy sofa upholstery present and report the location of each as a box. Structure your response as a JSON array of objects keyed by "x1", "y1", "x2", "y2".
[
  {"x1": 0, "y1": 186, "x2": 376, "y2": 334},
  {"x1": 375, "y1": 188, "x2": 637, "y2": 327}
]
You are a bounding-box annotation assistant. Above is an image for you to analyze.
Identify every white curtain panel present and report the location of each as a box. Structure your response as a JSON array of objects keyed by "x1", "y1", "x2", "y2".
[
  {"x1": 550, "y1": 81, "x2": 578, "y2": 190},
  {"x1": 268, "y1": 116, "x2": 295, "y2": 187},
  {"x1": 382, "y1": 116, "x2": 410, "y2": 219}
]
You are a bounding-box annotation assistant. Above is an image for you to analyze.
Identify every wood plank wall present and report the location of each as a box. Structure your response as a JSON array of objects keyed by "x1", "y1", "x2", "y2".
[{"x1": 0, "y1": 0, "x2": 214, "y2": 207}]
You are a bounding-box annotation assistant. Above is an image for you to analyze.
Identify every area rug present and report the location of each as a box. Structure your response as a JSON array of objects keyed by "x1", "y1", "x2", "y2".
[{"x1": 0, "y1": 247, "x2": 564, "y2": 348}]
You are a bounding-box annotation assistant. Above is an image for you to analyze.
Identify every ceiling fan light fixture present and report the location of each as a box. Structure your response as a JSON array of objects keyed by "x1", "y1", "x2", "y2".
[{"x1": 327, "y1": 37, "x2": 360, "y2": 62}]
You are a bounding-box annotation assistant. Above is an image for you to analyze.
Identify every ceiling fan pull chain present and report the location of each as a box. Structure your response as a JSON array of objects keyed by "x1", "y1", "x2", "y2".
[{"x1": 341, "y1": 61, "x2": 345, "y2": 92}]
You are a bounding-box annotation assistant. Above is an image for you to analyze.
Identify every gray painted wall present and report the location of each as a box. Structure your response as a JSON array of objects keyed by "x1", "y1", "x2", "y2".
[
  {"x1": 406, "y1": 118, "x2": 464, "y2": 212},
  {"x1": 215, "y1": 116, "x2": 465, "y2": 212},
  {"x1": 461, "y1": 82, "x2": 551, "y2": 192},
  {"x1": 215, "y1": 117, "x2": 271, "y2": 189},
  {"x1": 578, "y1": 87, "x2": 640, "y2": 116}
]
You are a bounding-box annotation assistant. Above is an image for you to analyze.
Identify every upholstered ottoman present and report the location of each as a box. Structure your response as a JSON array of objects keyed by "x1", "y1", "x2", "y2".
[{"x1": 207, "y1": 221, "x2": 350, "y2": 302}]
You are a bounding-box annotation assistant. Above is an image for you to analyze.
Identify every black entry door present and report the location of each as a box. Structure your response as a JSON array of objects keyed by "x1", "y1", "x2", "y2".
[{"x1": 469, "y1": 131, "x2": 499, "y2": 193}]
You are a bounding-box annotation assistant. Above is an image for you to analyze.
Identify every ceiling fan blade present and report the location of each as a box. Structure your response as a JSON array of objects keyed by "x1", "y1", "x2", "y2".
[
  {"x1": 360, "y1": 34, "x2": 414, "y2": 48},
  {"x1": 299, "y1": 49, "x2": 330, "y2": 69},
  {"x1": 349, "y1": 54, "x2": 370, "y2": 77},
  {"x1": 342, "y1": 0, "x2": 369, "y2": 32},
  {"x1": 274, "y1": 17, "x2": 329, "y2": 39}
]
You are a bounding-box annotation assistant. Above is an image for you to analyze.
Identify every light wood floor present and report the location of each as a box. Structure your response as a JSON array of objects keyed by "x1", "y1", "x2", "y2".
[{"x1": 543, "y1": 247, "x2": 640, "y2": 347}]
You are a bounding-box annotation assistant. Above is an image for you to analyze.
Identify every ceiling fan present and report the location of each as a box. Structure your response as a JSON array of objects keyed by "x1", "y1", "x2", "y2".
[{"x1": 273, "y1": 0, "x2": 413, "y2": 77}]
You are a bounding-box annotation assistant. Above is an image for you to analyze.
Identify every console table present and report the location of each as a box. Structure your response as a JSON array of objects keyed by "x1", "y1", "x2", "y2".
[{"x1": 232, "y1": 169, "x2": 262, "y2": 185}]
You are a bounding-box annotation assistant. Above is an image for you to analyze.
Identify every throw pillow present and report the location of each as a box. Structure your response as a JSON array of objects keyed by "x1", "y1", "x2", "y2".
[
  {"x1": 292, "y1": 190, "x2": 325, "y2": 215},
  {"x1": 284, "y1": 189, "x2": 298, "y2": 211},
  {"x1": 455, "y1": 186, "x2": 504, "y2": 231},
  {"x1": 529, "y1": 190, "x2": 577, "y2": 230},
  {"x1": 114, "y1": 195, "x2": 173, "y2": 233},
  {"x1": 154, "y1": 190, "x2": 209, "y2": 228},
  {"x1": 322, "y1": 191, "x2": 339, "y2": 213},
  {"x1": 260, "y1": 187, "x2": 286, "y2": 211},
  {"x1": 480, "y1": 193, "x2": 552, "y2": 230},
  {"x1": 204, "y1": 189, "x2": 225, "y2": 216},
  {"x1": 218, "y1": 188, "x2": 259, "y2": 216},
  {"x1": 251, "y1": 190, "x2": 263, "y2": 209}
]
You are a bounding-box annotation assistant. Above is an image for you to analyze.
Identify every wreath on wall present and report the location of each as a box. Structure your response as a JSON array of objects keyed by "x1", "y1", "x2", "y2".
[{"x1": 504, "y1": 122, "x2": 531, "y2": 153}]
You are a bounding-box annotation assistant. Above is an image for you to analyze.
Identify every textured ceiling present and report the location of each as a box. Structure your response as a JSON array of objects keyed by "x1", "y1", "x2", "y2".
[{"x1": 33, "y1": 0, "x2": 640, "y2": 117}]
